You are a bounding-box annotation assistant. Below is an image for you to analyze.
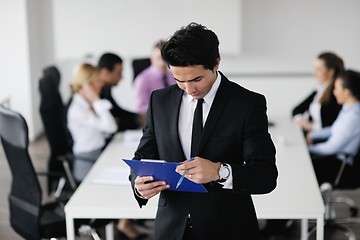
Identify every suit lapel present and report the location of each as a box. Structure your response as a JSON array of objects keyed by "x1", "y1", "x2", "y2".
[
  {"x1": 197, "y1": 73, "x2": 231, "y2": 155},
  {"x1": 168, "y1": 86, "x2": 186, "y2": 161}
]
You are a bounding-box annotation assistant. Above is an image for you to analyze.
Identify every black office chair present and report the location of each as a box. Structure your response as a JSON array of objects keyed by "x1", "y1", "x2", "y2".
[
  {"x1": 0, "y1": 106, "x2": 67, "y2": 240},
  {"x1": 310, "y1": 149, "x2": 360, "y2": 239},
  {"x1": 39, "y1": 66, "x2": 77, "y2": 195},
  {"x1": 132, "y1": 58, "x2": 151, "y2": 81},
  {"x1": 0, "y1": 106, "x2": 110, "y2": 240}
]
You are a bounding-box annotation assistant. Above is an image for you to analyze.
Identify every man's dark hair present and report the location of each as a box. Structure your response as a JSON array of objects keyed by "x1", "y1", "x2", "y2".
[
  {"x1": 161, "y1": 22, "x2": 220, "y2": 70},
  {"x1": 338, "y1": 69, "x2": 360, "y2": 101},
  {"x1": 98, "y1": 53, "x2": 123, "y2": 72}
]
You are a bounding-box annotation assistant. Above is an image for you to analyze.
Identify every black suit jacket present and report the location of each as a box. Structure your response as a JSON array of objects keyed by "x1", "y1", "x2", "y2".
[
  {"x1": 292, "y1": 90, "x2": 341, "y2": 128},
  {"x1": 100, "y1": 86, "x2": 139, "y2": 131},
  {"x1": 130, "y1": 72, "x2": 277, "y2": 240}
]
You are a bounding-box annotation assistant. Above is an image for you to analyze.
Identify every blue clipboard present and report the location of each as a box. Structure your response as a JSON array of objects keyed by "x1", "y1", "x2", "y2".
[{"x1": 123, "y1": 159, "x2": 207, "y2": 193}]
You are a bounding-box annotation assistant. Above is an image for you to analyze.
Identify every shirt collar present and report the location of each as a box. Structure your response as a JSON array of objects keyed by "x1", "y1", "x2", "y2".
[
  {"x1": 185, "y1": 71, "x2": 222, "y2": 104},
  {"x1": 342, "y1": 101, "x2": 360, "y2": 112}
]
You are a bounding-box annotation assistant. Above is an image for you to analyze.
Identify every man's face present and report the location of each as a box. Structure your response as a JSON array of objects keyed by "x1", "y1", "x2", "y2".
[
  {"x1": 101, "y1": 63, "x2": 123, "y2": 86},
  {"x1": 170, "y1": 62, "x2": 219, "y2": 99}
]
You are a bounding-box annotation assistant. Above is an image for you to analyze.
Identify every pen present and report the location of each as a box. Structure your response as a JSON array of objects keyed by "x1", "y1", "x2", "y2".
[{"x1": 176, "y1": 157, "x2": 194, "y2": 189}]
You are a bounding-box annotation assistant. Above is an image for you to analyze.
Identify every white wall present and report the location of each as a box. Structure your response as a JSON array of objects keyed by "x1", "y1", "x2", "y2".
[
  {"x1": 0, "y1": 0, "x2": 54, "y2": 140},
  {"x1": 27, "y1": 0, "x2": 56, "y2": 140},
  {"x1": 233, "y1": 77, "x2": 314, "y2": 119},
  {"x1": 0, "y1": 1, "x2": 33, "y2": 137},
  {"x1": 52, "y1": 0, "x2": 242, "y2": 60},
  {"x1": 242, "y1": 0, "x2": 360, "y2": 70}
]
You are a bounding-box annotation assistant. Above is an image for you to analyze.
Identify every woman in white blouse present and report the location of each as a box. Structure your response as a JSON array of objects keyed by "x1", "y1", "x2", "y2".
[
  {"x1": 68, "y1": 63, "x2": 146, "y2": 240},
  {"x1": 307, "y1": 70, "x2": 360, "y2": 185},
  {"x1": 67, "y1": 63, "x2": 117, "y2": 182}
]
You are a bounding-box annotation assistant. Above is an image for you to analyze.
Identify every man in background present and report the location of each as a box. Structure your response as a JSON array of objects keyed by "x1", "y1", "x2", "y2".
[
  {"x1": 134, "y1": 41, "x2": 175, "y2": 126},
  {"x1": 98, "y1": 53, "x2": 140, "y2": 131}
]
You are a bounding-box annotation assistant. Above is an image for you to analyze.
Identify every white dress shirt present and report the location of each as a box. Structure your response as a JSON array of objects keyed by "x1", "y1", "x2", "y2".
[
  {"x1": 309, "y1": 83, "x2": 327, "y2": 130},
  {"x1": 178, "y1": 72, "x2": 233, "y2": 189},
  {"x1": 309, "y1": 102, "x2": 360, "y2": 165},
  {"x1": 67, "y1": 93, "x2": 117, "y2": 154},
  {"x1": 293, "y1": 83, "x2": 327, "y2": 130}
]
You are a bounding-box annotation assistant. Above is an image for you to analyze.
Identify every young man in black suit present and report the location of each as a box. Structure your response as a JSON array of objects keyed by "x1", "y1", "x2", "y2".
[
  {"x1": 130, "y1": 23, "x2": 278, "y2": 240},
  {"x1": 98, "y1": 53, "x2": 140, "y2": 131}
]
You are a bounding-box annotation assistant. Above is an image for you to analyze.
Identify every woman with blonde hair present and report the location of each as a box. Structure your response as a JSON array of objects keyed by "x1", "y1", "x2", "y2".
[
  {"x1": 68, "y1": 63, "x2": 145, "y2": 239},
  {"x1": 67, "y1": 63, "x2": 117, "y2": 182}
]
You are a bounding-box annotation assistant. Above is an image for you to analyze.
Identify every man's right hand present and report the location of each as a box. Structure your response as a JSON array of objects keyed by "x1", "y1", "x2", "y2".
[{"x1": 134, "y1": 176, "x2": 170, "y2": 199}]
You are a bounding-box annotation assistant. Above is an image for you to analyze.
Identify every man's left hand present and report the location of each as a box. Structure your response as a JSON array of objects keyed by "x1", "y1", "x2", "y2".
[{"x1": 175, "y1": 157, "x2": 221, "y2": 184}]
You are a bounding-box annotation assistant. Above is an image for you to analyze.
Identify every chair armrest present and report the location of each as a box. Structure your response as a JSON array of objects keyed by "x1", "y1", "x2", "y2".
[{"x1": 55, "y1": 154, "x2": 77, "y2": 190}]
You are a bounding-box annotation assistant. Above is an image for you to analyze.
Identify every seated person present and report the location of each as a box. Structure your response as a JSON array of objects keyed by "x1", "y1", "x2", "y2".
[
  {"x1": 98, "y1": 53, "x2": 140, "y2": 131},
  {"x1": 262, "y1": 69, "x2": 360, "y2": 238},
  {"x1": 307, "y1": 70, "x2": 360, "y2": 185},
  {"x1": 67, "y1": 63, "x2": 117, "y2": 182},
  {"x1": 292, "y1": 52, "x2": 344, "y2": 133},
  {"x1": 134, "y1": 40, "x2": 175, "y2": 126}
]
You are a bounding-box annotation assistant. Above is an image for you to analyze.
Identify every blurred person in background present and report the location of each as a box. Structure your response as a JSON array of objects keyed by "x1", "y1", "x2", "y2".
[
  {"x1": 292, "y1": 52, "x2": 344, "y2": 133},
  {"x1": 68, "y1": 63, "x2": 144, "y2": 239},
  {"x1": 307, "y1": 70, "x2": 360, "y2": 185},
  {"x1": 134, "y1": 40, "x2": 175, "y2": 126},
  {"x1": 98, "y1": 53, "x2": 140, "y2": 131},
  {"x1": 67, "y1": 63, "x2": 117, "y2": 182}
]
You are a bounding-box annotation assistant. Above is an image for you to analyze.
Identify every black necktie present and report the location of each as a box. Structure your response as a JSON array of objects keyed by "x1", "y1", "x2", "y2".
[
  {"x1": 162, "y1": 73, "x2": 169, "y2": 88},
  {"x1": 191, "y1": 98, "x2": 204, "y2": 157}
]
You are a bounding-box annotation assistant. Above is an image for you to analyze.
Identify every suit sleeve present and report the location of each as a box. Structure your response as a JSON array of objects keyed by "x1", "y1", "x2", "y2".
[
  {"x1": 292, "y1": 91, "x2": 317, "y2": 117},
  {"x1": 229, "y1": 95, "x2": 278, "y2": 194},
  {"x1": 130, "y1": 92, "x2": 160, "y2": 208}
]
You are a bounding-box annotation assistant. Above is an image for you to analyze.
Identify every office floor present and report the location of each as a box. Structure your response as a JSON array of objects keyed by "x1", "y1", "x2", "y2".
[{"x1": 1, "y1": 135, "x2": 360, "y2": 240}]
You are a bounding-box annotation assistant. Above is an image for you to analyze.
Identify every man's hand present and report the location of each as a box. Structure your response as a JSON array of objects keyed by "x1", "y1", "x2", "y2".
[
  {"x1": 134, "y1": 176, "x2": 170, "y2": 199},
  {"x1": 175, "y1": 157, "x2": 221, "y2": 184}
]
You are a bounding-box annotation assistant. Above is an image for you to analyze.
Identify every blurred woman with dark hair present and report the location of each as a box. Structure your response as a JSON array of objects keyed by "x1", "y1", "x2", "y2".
[
  {"x1": 307, "y1": 70, "x2": 360, "y2": 185},
  {"x1": 292, "y1": 52, "x2": 344, "y2": 132}
]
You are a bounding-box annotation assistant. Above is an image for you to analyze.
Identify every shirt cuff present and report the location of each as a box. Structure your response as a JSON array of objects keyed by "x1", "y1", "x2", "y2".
[
  {"x1": 134, "y1": 185, "x2": 146, "y2": 199},
  {"x1": 218, "y1": 163, "x2": 233, "y2": 189}
]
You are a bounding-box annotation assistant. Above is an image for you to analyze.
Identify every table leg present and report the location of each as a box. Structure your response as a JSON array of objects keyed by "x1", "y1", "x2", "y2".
[
  {"x1": 66, "y1": 214, "x2": 75, "y2": 240},
  {"x1": 316, "y1": 216, "x2": 324, "y2": 240},
  {"x1": 300, "y1": 219, "x2": 309, "y2": 240},
  {"x1": 105, "y1": 222, "x2": 114, "y2": 240}
]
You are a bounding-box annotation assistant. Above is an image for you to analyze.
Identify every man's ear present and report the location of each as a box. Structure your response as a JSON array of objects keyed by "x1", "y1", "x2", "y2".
[{"x1": 213, "y1": 57, "x2": 221, "y2": 71}]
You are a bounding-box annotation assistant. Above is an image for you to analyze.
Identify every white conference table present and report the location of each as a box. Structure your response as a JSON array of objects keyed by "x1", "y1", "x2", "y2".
[{"x1": 65, "y1": 117, "x2": 324, "y2": 240}]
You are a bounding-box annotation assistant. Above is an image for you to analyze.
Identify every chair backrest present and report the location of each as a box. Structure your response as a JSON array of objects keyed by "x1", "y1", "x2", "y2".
[
  {"x1": 39, "y1": 66, "x2": 72, "y2": 157},
  {"x1": 132, "y1": 58, "x2": 151, "y2": 81},
  {"x1": 334, "y1": 143, "x2": 360, "y2": 189},
  {"x1": 0, "y1": 106, "x2": 42, "y2": 239},
  {"x1": 352, "y1": 146, "x2": 360, "y2": 185}
]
